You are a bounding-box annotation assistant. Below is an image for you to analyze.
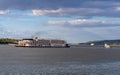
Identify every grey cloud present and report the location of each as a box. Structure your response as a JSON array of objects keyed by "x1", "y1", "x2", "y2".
[
  {"x1": 0, "y1": 0, "x2": 119, "y2": 10},
  {"x1": 0, "y1": 0, "x2": 120, "y2": 17},
  {"x1": 82, "y1": 1, "x2": 120, "y2": 9},
  {"x1": 0, "y1": 0, "x2": 85, "y2": 10},
  {"x1": 32, "y1": 7, "x2": 120, "y2": 17}
]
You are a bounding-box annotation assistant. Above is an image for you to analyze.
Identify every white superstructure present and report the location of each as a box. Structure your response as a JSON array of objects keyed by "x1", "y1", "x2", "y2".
[
  {"x1": 104, "y1": 43, "x2": 110, "y2": 48},
  {"x1": 17, "y1": 37, "x2": 67, "y2": 47}
]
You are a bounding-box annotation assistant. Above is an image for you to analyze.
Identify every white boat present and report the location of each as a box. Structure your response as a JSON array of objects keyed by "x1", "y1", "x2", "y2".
[
  {"x1": 90, "y1": 43, "x2": 95, "y2": 46},
  {"x1": 104, "y1": 43, "x2": 110, "y2": 48}
]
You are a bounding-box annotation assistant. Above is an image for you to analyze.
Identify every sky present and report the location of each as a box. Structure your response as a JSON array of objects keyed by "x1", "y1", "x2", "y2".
[{"x1": 0, "y1": 0, "x2": 120, "y2": 43}]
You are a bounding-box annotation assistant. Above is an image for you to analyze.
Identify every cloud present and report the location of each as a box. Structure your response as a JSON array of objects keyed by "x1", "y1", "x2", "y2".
[
  {"x1": 0, "y1": 10, "x2": 8, "y2": 15},
  {"x1": 0, "y1": 0, "x2": 119, "y2": 10},
  {"x1": 68, "y1": 19, "x2": 101, "y2": 25},
  {"x1": 31, "y1": 1, "x2": 120, "y2": 17},
  {"x1": 116, "y1": 7, "x2": 120, "y2": 11},
  {"x1": 0, "y1": 0, "x2": 80, "y2": 10},
  {"x1": 46, "y1": 19, "x2": 120, "y2": 27},
  {"x1": 47, "y1": 20, "x2": 66, "y2": 26},
  {"x1": 32, "y1": 7, "x2": 120, "y2": 17},
  {"x1": 82, "y1": 1, "x2": 120, "y2": 9},
  {"x1": 0, "y1": 0, "x2": 84, "y2": 10},
  {"x1": 0, "y1": 0, "x2": 119, "y2": 17},
  {"x1": 32, "y1": 8, "x2": 103, "y2": 17},
  {"x1": 32, "y1": 8, "x2": 63, "y2": 16}
]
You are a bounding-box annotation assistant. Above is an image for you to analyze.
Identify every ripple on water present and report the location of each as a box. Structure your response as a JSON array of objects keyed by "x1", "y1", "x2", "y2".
[{"x1": 0, "y1": 62, "x2": 119, "y2": 75}]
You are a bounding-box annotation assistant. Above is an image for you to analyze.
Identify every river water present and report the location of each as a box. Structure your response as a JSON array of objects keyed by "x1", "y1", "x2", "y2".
[{"x1": 0, "y1": 45, "x2": 120, "y2": 75}]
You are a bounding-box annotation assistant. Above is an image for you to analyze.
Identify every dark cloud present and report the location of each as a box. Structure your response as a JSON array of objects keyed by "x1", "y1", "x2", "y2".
[
  {"x1": 29, "y1": 0, "x2": 120, "y2": 17},
  {"x1": 0, "y1": 0, "x2": 119, "y2": 10},
  {"x1": 32, "y1": 8, "x2": 119, "y2": 17},
  {"x1": 0, "y1": 0, "x2": 83, "y2": 10},
  {"x1": 0, "y1": 0, "x2": 120, "y2": 18}
]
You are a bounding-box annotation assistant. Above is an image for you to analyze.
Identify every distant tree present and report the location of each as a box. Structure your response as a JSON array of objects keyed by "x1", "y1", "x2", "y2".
[
  {"x1": 0, "y1": 38, "x2": 19, "y2": 44},
  {"x1": 78, "y1": 39, "x2": 120, "y2": 46}
]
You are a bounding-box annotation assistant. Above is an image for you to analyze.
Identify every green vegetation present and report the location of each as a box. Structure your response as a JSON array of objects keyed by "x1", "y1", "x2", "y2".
[
  {"x1": 79, "y1": 39, "x2": 120, "y2": 46},
  {"x1": 0, "y1": 38, "x2": 19, "y2": 44}
]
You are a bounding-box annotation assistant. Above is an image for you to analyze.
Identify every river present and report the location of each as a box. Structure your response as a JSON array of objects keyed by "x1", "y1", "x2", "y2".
[{"x1": 0, "y1": 45, "x2": 119, "y2": 75}]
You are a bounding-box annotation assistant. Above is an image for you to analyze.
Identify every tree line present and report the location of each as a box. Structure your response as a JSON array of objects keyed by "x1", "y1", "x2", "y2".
[
  {"x1": 0, "y1": 38, "x2": 20, "y2": 44},
  {"x1": 79, "y1": 39, "x2": 120, "y2": 46}
]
